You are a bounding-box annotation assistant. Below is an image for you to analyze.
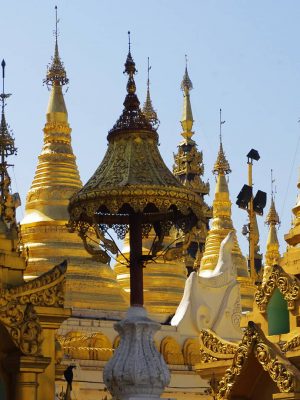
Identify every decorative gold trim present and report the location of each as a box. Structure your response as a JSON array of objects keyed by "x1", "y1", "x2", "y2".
[
  {"x1": 199, "y1": 329, "x2": 238, "y2": 361},
  {"x1": 280, "y1": 334, "x2": 300, "y2": 353},
  {"x1": 255, "y1": 264, "x2": 300, "y2": 312},
  {"x1": 4, "y1": 261, "x2": 67, "y2": 308},
  {"x1": 217, "y1": 322, "x2": 300, "y2": 399},
  {"x1": 69, "y1": 185, "x2": 203, "y2": 221}
]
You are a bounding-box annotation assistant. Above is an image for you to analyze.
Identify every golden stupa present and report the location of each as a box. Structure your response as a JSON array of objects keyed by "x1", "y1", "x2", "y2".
[
  {"x1": 199, "y1": 137, "x2": 255, "y2": 311},
  {"x1": 20, "y1": 21, "x2": 127, "y2": 311}
]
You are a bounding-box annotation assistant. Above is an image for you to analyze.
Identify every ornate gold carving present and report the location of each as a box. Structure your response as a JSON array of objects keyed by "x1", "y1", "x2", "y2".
[
  {"x1": 5, "y1": 261, "x2": 67, "y2": 308},
  {"x1": 280, "y1": 335, "x2": 300, "y2": 353},
  {"x1": 0, "y1": 261, "x2": 67, "y2": 356},
  {"x1": 255, "y1": 264, "x2": 300, "y2": 312},
  {"x1": 217, "y1": 322, "x2": 300, "y2": 399},
  {"x1": 0, "y1": 301, "x2": 42, "y2": 356},
  {"x1": 43, "y1": 121, "x2": 72, "y2": 135},
  {"x1": 69, "y1": 185, "x2": 201, "y2": 223},
  {"x1": 199, "y1": 329, "x2": 237, "y2": 363},
  {"x1": 160, "y1": 336, "x2": 184, "y2": 365}
]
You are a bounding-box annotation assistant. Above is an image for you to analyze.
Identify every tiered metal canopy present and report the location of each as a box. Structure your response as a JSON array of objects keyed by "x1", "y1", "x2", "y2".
[{"x1": 68, "y1": 34, "x2": 203, "y2": 306}]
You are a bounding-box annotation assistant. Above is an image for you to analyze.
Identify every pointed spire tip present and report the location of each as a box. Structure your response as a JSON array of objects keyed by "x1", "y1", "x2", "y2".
[{"x1": 44, "y1": 6, "x2": 68, "y2": 87}]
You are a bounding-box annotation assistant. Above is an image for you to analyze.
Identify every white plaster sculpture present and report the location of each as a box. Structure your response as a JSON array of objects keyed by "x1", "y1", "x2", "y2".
[
  {"x1": 171, "y1": 231, "x2": 242, "y2": 341},
  {"x1": 104, "y1": 306, "x2": 170, "y2": 400}
]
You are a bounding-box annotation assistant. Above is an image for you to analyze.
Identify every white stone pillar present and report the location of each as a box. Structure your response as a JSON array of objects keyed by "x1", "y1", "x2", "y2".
[{"x1": 104, "y1": 306, "x2": 170, "y2": 400}]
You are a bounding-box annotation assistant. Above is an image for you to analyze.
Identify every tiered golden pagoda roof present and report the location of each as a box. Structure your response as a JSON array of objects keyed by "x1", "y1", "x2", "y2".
[
  {"x1": 173, "y1": 62, "x2": 211, "y2": 273},
  {"x1": 68, "y1": 44, "x2": 203, "y2": 228},
  {"x1": 200, "y1": 138, "x2": 254, "y2": 311},
  {"x1": 21, "y1": 12, "x2": 127, "y2": 312}
]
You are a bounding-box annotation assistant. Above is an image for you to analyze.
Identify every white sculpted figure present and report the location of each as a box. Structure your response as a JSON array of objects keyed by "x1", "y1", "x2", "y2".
[{"x1": 171, "y1": 231, "x2": 242, "y2": 341}]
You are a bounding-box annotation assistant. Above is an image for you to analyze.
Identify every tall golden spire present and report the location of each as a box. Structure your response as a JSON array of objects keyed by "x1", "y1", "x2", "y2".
[
  {"x1": 21, "y1": 8, "x2": 128, "y2": 311},
  {"x1": 142, "y1": 57, "x2": 159, "y2": 128},
  {"x1": 200, "y1": 114, "x2": 253, "y2": 311},
  {"x1": 173, "y1": 58, "x2": 211, "y2": 273},
  {"x1": 23, "y1": 6, "x2": 80, "y2": 224},
  {"x1": 180, "y1": 55, "x2": 194, "y2": 138}
]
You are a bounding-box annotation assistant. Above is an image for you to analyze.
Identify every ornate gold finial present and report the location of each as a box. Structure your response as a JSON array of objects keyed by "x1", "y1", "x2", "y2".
[
  {"x1": 109, "y1": 32, "x2": 153, "y2": 134},
  {"x1": 213, "y1": 109, "x2": 231, "y2": 175},
  {"x1": 264, "y1": 170, "x2": 280, "y2": 272},
  {"x1": 181, "y1": 55, "x2": 193, "y2": 93},
  {"x1": 142, "y1": 57, "x2": 159, "y2": 129},
  {"x1": 0, "y1": 60, "x2": 18, "y2": 225},
  {"x1": 44, "y1": 6, "x2": 69, "y2": 87},
  {"x1": 180, "y1": 55, "x2": 194, "y2": 136},
  {"x1": 265, "y1": 170, "x2": 280, "y2": 226}
]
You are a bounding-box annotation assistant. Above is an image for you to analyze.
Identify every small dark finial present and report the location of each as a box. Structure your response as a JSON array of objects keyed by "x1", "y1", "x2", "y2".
[
  {"x1": 271, "y1": 169, "x2": 276, "y2": 199},
  {"x1": 1, "y1": 60, "x2": 5, "y2": 79},
  {"x1": 185, "y1": 54, "x2": 188, "y2": 68},
  {"x1": 55, "y1": 6, "x2": 58, "y2": 40},
  {"x1": 128, "y1": 31, "x2": 131, "y2": 52},
  {"x1": 1, "y1": 60, "x2": 6, "y2": 100},
  {"x1": 147, "y1": 57, "x2": 151, "y2": 86},
  {"x1": 219, "y1": 108, "x2": 226, "y2": 143}
]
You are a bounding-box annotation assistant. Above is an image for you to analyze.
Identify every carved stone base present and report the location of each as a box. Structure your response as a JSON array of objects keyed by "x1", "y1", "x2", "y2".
[{"x1": 104, "y1": 306, "x2": 170, "y2": 400}]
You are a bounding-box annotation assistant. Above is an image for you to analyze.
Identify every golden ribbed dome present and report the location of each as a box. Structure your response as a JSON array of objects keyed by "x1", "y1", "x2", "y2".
[{"x1": 21, "y1": 25, "x2": 128, "y2": 312}]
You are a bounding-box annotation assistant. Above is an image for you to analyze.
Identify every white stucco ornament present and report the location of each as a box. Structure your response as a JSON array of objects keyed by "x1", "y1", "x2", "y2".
[
  {"x1": 104, "y1": 306, "x2": 170, "y2": 400},
  {"x1": 171, "y1": 231, "x2": 243, "y2": 341}
]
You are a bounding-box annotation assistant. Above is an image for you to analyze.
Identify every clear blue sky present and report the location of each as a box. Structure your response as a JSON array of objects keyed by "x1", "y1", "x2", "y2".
[{"x1": 2, "y1": 1, "x2": 300, "y2": 257}]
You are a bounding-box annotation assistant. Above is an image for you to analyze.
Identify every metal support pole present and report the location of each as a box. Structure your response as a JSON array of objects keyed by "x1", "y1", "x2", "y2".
[
  {"x1": 129, "y1": 213, "x2": 144, "y2": 306},
  {"x1": 248, "y1": 160, "x2": 256, "y2": 281}
]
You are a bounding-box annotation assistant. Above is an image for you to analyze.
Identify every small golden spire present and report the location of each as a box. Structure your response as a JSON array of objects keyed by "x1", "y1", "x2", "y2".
[
  {"x1": 44, "y1": 6, "x2": 69, "y2": 87},
  {"x1": 213, "y1": 110, "x2": 231, "y2": 175},
  {"x1": 265, "y1": 196, "x2": 280, "y2": 226},
  {"x1": 265, "y1": 171, "x2": 280, "y2": 226},
  {"x1": 142, "y1": 57, "x2": 159, "y2": 129},
  {"x1": 200, "y1": 118, "x2": 251, "y2": 309},
  {"x1": 180, "y1": 55, "x2": 194, "y2": 137},
  {"x1": 264, "y1": 171, "x2": 280, "y2": 273}
]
